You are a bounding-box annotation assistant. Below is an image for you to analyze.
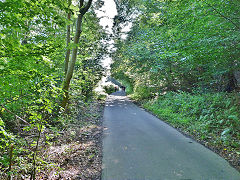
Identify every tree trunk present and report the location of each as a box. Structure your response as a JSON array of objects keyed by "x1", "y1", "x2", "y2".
[
  {"x1": 64, "y1": 0, "x2": 72, "y2": 75},
  {"x1": 61, "y1": 0, "x2": 93, "y2": 108}
]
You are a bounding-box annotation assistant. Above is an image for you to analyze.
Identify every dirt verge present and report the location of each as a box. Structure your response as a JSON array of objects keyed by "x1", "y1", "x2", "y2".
[{"x1": 36, "y1": 101, "x2": 105, "y2": 180}]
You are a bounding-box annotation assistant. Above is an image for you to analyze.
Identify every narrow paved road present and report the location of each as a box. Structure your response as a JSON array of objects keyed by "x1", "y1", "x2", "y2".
[{"x1": 101, "y1": 92, "x2": 240, "y2": 180}]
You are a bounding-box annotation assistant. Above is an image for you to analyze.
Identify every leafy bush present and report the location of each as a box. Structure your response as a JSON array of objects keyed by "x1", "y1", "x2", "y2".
[
  {"x1": 130, "y1": 80, "x2": 155, "y2": 100},
  {"x1": 103, "y1": 85, "x2": 116, "y2": 95},
  {"x1": 96, "y1": 93, "x2": 107, "y2": 101},
  {"x1": 133, "y1": 85, "x2": 153, "y2": 100}
]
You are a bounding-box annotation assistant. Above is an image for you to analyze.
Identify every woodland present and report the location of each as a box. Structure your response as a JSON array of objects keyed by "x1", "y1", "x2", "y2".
[{"x1": 0, "y1": 0, "x2": 240, "y2": 179}]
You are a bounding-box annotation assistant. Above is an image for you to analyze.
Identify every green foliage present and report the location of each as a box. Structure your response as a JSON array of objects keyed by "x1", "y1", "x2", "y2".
[
  {"x1": 143, "y1": 91, "x2": 240, "y2": 148},
  {"x1": 110, "y1": 71, "x2": 133, "y2": 94},
  {"x1": 103, "y1": 85, "x2": 116, "y2": 95},
  {"x1": 131, "y1": 82, "x2": 153, "y2": 100},
  {"x1": 112, "y1": 0, "x2": 240, "y2": 93},
  {"x1": 121, "y1": 80, "x2": 133, "y2": 95},
  {"x1": 0, "y1": 0, "x2": 67, "y2": 175},
  {"x1": 0, "y1": 0, "x2": 105, "y2": 178},
  {"x1": 0, "y1": 117, "x2": 14, "y2": 166},
  {"x1": 96, "y1": 93, "x2": 107, "y2": 101}
]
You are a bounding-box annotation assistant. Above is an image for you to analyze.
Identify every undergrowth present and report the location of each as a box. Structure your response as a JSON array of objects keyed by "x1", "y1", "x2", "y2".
[{"x1": 0, "y1": 93, "x2": 105, "y2": 179}]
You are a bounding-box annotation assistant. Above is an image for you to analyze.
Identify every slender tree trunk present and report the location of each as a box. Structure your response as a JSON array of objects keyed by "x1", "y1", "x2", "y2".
[
  {"x1": 64, "y1": 0, "x2": 72, "y2": 75},
  {"x1": 30, "y1": 123, "x2": 43, "y2": 180},
  {"x1": 8, "y1": 144, "x2": 13, "y2": 180},
  {"x1": 61, "y1": 0, "x2": 93, "y2": 108}
]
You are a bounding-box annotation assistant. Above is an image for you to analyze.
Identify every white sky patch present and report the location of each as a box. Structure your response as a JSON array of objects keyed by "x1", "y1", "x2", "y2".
[
  {"x1": 120, "y1": 22, "x2": 133, "y2": 39},
  {"x1": 101, "y1": 56, "x2": 112, "y2": 69},
  {"x1": 121, "y1": 22, "x2": 133, "y2": 32},
  {"x1": 95, "y1": 0, "x2": 117, "y2": 34}
]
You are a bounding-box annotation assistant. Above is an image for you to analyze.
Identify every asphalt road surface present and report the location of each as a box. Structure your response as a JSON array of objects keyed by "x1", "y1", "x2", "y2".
[{"x1": 101, "y1": 92, "x2": 240, "y2": 180}]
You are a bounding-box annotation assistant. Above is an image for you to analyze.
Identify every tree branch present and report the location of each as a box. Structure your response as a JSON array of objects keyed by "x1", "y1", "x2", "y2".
[
  {"x1": 207, "y1": 3, "x2": 240, "y2": 31},
  {"x1": 1, "y1": 105, "x2": 30, "y2": 125},
  {"x1": 80, "y1": 0, "x2": 93, "y2": 15}
]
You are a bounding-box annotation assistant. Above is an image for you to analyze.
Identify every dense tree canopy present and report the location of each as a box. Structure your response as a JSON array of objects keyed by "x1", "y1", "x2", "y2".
[{"x1": 112, "y1": 0, "x2": 240, "y2": 95}]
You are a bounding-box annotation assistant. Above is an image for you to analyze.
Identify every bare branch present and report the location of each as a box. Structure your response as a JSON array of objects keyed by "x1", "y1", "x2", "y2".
[{"x1": 1, "y1": 105, "x2": 30, "y2": 125}]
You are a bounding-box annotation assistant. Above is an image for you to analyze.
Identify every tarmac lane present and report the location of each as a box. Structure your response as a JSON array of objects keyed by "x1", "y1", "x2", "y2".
[{"x1": 101, "y1": 91, "x2": 240, "y2": 180}]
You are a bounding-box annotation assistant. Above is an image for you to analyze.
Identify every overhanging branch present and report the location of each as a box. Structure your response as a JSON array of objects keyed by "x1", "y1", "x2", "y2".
[{"x1": 80, "y1": 0, "x2": 93, "y2": 15}]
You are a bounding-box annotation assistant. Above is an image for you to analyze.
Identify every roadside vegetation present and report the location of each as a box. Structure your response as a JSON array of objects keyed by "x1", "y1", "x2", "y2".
[
  {"x1": 112, "y1": 0, "x2": 240, "y2": 170},
  {"x1": 103, "y1": 85, "x2": 116, "y2": 95}
]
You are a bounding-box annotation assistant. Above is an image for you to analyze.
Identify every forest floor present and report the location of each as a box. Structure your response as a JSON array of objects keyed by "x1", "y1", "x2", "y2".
[{"x1": 36, "y1": 100, "x2": 105, "y2": 180}]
